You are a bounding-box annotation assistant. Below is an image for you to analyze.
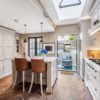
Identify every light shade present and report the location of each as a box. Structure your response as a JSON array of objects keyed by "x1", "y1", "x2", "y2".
[{"x1": 59, "y1": 0, "x2": 81, "y2": 8}]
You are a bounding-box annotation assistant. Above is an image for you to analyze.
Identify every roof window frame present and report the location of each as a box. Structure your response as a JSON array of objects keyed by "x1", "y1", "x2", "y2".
[{"x1": 59, "y1": 0, "x2": 81, "y2": 8}]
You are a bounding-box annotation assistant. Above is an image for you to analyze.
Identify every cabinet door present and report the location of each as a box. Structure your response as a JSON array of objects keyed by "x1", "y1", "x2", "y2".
[
  {"x1": 4, "y1": 32, "x2": 15, "y2": 46},
  {"x1": 4, "y1": 47, "x2": 14, "y2": 59},
  {"x1": 0, "y1": 31, "x2": 4, "y2": 46},
  {"x1": 4, "y1": 60, "x2": 12, "y2": 74},
  {"x1": 91, "y1": 8, "x2": 98, "y2": 27},
  {"x1": 0, "y1": 60, "x2": 4, "y2": 74},
  {"x1": 99, "y1": 6, "x2": 100, "y2": 20},
  {"x1": 0, "y1": 47, "x2": 4, "y2": 60}
]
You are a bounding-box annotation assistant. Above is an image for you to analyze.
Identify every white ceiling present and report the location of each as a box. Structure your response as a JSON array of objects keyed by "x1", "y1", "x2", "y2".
[
  {"x1": 0, "y1": 0, "x2": 55, "y2": 34},
  {"x1": 40, "y1": 0, "x2": 86, "y2": 25},
  {"x1": 0, "y1": 0, "x2": 86, "y2": 34}
]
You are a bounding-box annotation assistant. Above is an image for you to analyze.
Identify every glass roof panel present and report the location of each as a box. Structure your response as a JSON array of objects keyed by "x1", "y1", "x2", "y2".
[{"x1": 59, "y1": 0, "x2": 81, "y2": 8}]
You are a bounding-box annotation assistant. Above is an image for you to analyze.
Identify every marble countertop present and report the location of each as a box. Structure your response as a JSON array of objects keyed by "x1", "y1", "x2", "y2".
[
  {"x1": 27, "y1": 56, "x2": 57, "y2": 63},
  {"x1": 85, "y1": 58, "x2": 100, "y2": 68}
]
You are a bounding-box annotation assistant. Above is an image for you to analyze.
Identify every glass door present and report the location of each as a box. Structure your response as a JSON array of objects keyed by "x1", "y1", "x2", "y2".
[
  {"x1": 28, "y1": 37, "x2": 43, "y2": 57},
  {"x1": 57, "y1": 35, "x2": 77, "y2": 71}
]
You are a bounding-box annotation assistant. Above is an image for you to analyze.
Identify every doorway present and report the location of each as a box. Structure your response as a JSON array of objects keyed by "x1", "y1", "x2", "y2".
[
  {"x1": 57, "y1": 35, "x2": 78, "y2": 72},
  {"x1": 28, "y1": 37, "x2": 43, "y2": 56}
]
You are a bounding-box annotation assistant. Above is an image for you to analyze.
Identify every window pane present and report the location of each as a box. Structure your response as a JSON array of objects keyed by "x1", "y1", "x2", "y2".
[
  {"x1": 29, "y1": 38, "x2": 35, "y2": 56},
  {"x1": 28, "y1": 37, "x2": 43, "y2": 56},
  {"x1": 60, "y1": 0, "x2": 81, "y2": 7},
  {"x1": 30, "y1": 49, "x2": 35, "y2": 57}
]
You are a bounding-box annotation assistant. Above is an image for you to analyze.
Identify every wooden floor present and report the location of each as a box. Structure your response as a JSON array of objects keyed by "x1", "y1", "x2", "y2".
[
  {"x1": 0, "y1": 72, "x2": 93, "y2": 100},
  {"x1": 0, "y1": 75, "x2": 12, "y2": 95}
]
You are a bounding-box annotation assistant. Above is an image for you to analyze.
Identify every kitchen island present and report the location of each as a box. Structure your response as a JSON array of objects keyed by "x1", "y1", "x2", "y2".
[{"x1": 12, "y1": 57, "x2": 58, "y2": 93}]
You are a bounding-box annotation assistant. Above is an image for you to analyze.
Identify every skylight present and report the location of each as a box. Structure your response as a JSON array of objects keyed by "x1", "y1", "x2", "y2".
[{"x1": 59, "y1": 0, "x2": 81, "y2": 8}]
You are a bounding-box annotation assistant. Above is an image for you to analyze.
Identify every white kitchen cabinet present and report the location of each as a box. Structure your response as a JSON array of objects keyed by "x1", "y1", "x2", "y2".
[
  {"x1": 85, "y1": 59, "x2": 100, "y2": 100},
  {"x1": 89, "y1": 4, "x2": 100, "y2": 36},
  {"x1": 0, "y1": 28, "x2": 15, "y2": 79},
  {"x1": 91, "y1": 9, "x2": 99, "y2": 29},
  {"x1": 4, "y1": 47, "x2": 14, "y2": 59}
]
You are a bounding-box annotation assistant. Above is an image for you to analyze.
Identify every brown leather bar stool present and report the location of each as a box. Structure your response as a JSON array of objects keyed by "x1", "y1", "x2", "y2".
[
  {"x1": 28, "y1": 59, "x2": 46, "y2": 96},
  {"x1": 15, "y1": 58, "x2": 30, "y2": 92}
]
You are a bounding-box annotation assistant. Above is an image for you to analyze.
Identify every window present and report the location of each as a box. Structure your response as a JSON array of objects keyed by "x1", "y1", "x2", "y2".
[
  {"x1": 59, "y1": 0, "x2": 81, "y2": 8},
  {"x1": 28, "y1": 37, "x2": 43, "y2": 56}
]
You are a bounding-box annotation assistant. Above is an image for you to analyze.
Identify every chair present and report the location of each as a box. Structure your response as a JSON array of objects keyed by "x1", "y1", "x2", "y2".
[
  {"x1": 28, "y1": 59, "x2": 46, "y2": 96},
  {"x1": 15, "y1": 58, "x2": 30, "y2": 92}
]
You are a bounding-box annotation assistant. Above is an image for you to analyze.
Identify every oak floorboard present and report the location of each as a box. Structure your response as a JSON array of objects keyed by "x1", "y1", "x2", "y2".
[{"x1": 0, "y1": 72, "x2": 93, "y2": 100}]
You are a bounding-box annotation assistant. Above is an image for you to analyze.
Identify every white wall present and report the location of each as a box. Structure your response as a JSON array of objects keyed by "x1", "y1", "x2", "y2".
[{"x1": 19, "y1": 24, "x2": 80, "y2": 57}]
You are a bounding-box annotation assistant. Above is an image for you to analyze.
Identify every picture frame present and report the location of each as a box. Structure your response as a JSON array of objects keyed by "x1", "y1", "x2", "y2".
[{"x1": 43, "y1": 43, "x2": 55, "y2": 54}]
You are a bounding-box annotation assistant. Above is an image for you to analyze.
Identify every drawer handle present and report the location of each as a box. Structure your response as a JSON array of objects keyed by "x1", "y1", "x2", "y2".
[
  {"x1": 87, "y1": 63, "x2": 91, "y2": 67},
  {"x1": 92, "y1": 68, "x2": 94, "y2": 70}
]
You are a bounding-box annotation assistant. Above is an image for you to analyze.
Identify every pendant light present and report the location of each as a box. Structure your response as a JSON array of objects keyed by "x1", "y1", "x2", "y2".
[
  {"x1": 40, "y1": 22, "x2": 43, "y2": 43},
  {"x1": 24, "y1": 24, "x2": 27, "y2": 43}
]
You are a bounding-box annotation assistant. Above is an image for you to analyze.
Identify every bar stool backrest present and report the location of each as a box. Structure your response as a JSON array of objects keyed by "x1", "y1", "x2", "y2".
[
  {"x1": 31, "y1": 59, "x2": 46, "y2": 73},
  {"x1": 15, "y1": 58, "x2": 29, "y2": 71}
]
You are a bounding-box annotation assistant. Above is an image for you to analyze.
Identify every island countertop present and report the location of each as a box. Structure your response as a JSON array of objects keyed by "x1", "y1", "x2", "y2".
[{"x1": 27, "y1": 56, "x2": 57, "y2": 63}]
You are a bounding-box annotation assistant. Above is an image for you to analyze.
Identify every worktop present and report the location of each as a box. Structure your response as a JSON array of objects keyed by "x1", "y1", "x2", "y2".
[
  {"x1": 27, "y1": 56, "x2": 57, "y2": 63},
  {"x1": 12, "y1": 56, "x2": 58, "y2": 93}
]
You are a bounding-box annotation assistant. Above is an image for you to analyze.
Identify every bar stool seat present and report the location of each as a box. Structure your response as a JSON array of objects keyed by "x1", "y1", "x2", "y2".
[
  {"x1": 15, "y1": 58, "x2": 30, "y2": 92},
  {"x1": 28, "y1": 59, "x2": 46, "y2": 96}
]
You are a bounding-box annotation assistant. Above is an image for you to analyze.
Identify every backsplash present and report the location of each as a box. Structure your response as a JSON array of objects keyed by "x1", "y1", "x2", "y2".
[{"x1": 87, "y1": 50, "x2": 100, "y2": 59}]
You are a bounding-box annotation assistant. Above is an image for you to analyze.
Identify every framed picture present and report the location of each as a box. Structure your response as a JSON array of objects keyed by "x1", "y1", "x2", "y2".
[{"x1": 43, "y1": 43, "x2": 55, "y2": 54}]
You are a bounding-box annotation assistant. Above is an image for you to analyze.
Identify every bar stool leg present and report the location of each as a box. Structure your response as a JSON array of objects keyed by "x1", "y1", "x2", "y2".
[
  {"x1": 22, "y1": 71, "x2": 25, "y2": 92},
  {"x1": 28, "y1": 72, "x2": 34, "y2": 93},
  {"x1": 40, "y1": 73, "x2": 43, "y2": 96},
  {"x1": 13, "y1": 71, "x2": 17, "y2": 88}
]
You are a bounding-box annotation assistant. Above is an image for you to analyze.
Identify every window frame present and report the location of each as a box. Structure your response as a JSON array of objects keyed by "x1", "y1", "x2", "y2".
[
  {"x1": 28, "y1": 37, "x2": 43, "y2": 56},
  {"x1": 59, "y1": 0, "x2": 81, "y2": 8}
]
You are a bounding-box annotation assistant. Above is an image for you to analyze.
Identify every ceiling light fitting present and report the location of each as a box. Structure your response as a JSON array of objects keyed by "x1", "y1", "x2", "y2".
[
  {"x1": 23, "y1": 24, "x2": 27, "y2": 43},
  {"x1": 40, "y1": 22, "x2": 43, "y2": 43}
]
